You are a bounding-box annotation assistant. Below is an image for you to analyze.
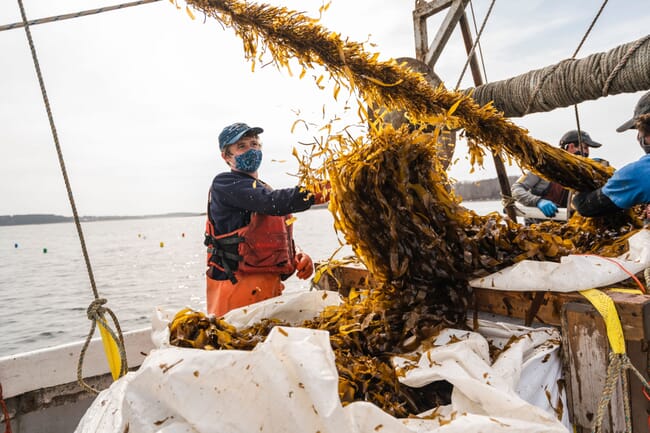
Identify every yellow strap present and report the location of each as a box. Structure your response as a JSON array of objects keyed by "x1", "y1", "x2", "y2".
[
  {"x1": 578, "y1": 289, "x2": 641, "y2": 355},
  {"x1": 609, "y1": 288, "x2": 644, "y2": 295},
  {"x1": 97, "y1": 317, "x2": 122, "y2": 381}
]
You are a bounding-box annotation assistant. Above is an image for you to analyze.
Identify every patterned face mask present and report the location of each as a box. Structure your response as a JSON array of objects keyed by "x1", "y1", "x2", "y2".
[{"x1": 234, "y1": 148, "x2": 263, "y2": 173}]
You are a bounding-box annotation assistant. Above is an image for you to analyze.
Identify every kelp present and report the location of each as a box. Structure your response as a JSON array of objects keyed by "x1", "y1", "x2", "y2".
[
  {"x1": 169, "y1": 0, "x2": 646, "y2": 418},
  {"x1": 186, "y1": 0, "x2": 615, "y2": 191}
]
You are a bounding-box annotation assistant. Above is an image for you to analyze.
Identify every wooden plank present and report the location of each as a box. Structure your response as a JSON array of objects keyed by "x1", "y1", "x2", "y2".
[
  {"x1": 411, "y1": 0, "x2": 469, "y2": 69},
  {"x1": 474, "y1": 288, "x2": 650, "y2": 341},
  {"x1": 316, "y1": 264, "x2": 371, "y2": 298},
  {"x1": 315, "y1": 264, "x2": 650, "y2": 341},
  {"x1": 561, "y1": 302, "x2": 626, "y2": 432}
]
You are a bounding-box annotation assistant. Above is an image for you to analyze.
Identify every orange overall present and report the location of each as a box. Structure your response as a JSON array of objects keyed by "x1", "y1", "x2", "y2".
[
  {"x1": 205, "y1": 212, "x2": 296, "y2": 317},
  {"x1": 206, "y1": 272, "x2": 284, "y2": 317}
]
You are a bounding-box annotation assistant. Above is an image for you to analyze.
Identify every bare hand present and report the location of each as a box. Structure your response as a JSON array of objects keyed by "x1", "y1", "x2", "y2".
[{"x1": 294, "y1": 252, "x2": 314, "y2": 279}]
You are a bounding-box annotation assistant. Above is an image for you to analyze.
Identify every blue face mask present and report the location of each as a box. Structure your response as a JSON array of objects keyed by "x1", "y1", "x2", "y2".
[{"x1": 234, "y1": 148, "x2": 263, "y2": 173}]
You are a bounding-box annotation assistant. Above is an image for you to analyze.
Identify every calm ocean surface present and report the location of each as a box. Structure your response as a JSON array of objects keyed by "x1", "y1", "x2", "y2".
[{"x1": 0, "y1": 200, "x2": 501, "y2": 358}]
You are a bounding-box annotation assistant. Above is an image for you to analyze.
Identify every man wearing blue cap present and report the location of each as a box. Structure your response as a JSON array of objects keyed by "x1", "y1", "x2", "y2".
[
  {"x1": 511, "y1": 129, "x2": 603, "y2": 224},
  {"x1": 573, "y1": 91, "x2": 650, "y2": 218},
  {"x1": 204, "y1": 122, "x2": 328, "y2": 316}
]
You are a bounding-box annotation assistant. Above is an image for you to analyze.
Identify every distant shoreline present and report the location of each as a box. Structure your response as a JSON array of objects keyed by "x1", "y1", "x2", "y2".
[
  {"x1": 0, "y1": 213, "x2": 205, "y2": 227},
  {"x1": 2, "y1": 176, "x2": 510, "y2": 227}
]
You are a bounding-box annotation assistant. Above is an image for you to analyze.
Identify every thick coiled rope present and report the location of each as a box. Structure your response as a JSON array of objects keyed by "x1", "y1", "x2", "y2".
[{"x1": 470, "y1": 35, "x2": 650, "y2": 118}]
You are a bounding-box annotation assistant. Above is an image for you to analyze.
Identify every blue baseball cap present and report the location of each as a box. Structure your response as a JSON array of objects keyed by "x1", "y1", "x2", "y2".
[{"x1": 218, "y1": 122, "x2": 263, "y2": 151}]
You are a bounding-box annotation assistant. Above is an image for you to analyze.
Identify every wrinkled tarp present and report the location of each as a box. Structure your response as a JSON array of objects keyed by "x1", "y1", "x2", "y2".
[
  {"x1": 470, "y1": 229, "x2": 650, "y2": 292},
  {"x1": 76, "y1": 290, "x2": 569, "y2": 433}
]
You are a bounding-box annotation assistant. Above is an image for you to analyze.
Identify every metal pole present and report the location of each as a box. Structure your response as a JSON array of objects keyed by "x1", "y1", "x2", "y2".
[{"x1": 459, "y1": 12, "x2": 518, "y2": 221}]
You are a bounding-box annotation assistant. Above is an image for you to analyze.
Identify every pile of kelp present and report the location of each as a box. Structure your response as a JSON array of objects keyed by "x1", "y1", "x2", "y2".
[{"x1": 170, "y1": 0, "x2": 646, "y2": 417}]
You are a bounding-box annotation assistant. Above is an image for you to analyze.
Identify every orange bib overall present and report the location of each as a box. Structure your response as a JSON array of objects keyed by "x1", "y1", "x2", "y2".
[{"x1": 205, "y1": 212, "x2": 296, "y2": 317}]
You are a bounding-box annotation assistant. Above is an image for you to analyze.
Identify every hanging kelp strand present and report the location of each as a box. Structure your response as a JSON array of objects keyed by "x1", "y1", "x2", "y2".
[{"x1": 186, "y1": 0, "x2": 614, "y2": 191}]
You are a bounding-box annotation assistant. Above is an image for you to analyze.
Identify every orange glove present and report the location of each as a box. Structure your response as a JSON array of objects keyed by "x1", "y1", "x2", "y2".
[
  {"x1": 312, "y1": 181, "x2": 331, "y2": 205},
  {"x1": 294, "y1": 252, "x2": 314, "y2": 280}
]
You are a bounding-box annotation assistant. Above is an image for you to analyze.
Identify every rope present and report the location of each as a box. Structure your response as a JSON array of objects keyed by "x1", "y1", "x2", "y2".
[
  {"x1": 500, "y1": 192, "x2": 516, "y2": 209},
  {"x1": 573, "y1": 105, "x2": 584, "y2": 148},
  {"x1": 453, "y1": 0, "x2": 496, "y2": 91},
  {"x1": 0, "y1": 0, "x2": 162, "y2": 32},
  {"x1": 77, "y1": 299, "x2": 129, "y2": 394},
  {"x1": 468, "y1": 0, "x2": 488, "y2": 82},
  {"x1": 592, "y1": 352, "x2": 649, "y2": 433},
  {"x1": 603, "y1": 34, "x2": 650, "y2": 96},
  {"x1": 571, "y1": 0, "x2": 608, "y2": 149},
  {"x1": 577, "y1": 254, "x2": 646, "y2": 293},
  {"x1": 470, "y1": 35, "x2": 650, "y2": 118},
  {"x1": 571, "y1": 0, "x2": 609, "y2": 59},
  {"x1": 524, "y1": 0, "x2": 608, "y2": 116},
  {"x1": 16, "y1": 0, "x2": 128, "y2": 395},
  {"x1": 0, "y1": 383, "x2": 12, "y2": 433}
]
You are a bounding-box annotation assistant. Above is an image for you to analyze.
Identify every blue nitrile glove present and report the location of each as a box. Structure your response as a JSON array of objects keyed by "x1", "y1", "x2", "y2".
[{"x1": 537, "y1": 199, "x2": 558, "y2": 217}]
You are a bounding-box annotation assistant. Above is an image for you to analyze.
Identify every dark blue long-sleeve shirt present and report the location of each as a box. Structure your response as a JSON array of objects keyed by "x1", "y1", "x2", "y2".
[
  {"x1": 209, "y1": 171, "x2": 314, "y2": 234},
  {"x1": 207, "y1": 170, "x2": 314, "y2": 279}
]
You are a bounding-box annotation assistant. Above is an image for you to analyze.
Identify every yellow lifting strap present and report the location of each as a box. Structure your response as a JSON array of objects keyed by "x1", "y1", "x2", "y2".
[
  {"x1": 78, "y1": 299, "x2": 129, "y2": 393},
  {"x1": 577, "y1": 288, "x2": 641, "y2": 354},
  {"x1": 578, "y1": 288, "x2": 648, "y2": 433},
  {"x1": 97, "y1": 316, "x2": 123, "y2": 381}
]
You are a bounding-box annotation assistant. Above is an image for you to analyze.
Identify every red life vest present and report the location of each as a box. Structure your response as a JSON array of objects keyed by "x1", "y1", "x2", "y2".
[{"x1": 205, "y1": 212, "x2": 296, "y2": 283}]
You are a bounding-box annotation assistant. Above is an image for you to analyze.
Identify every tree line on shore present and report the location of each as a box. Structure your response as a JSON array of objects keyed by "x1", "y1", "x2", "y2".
[
  {"x1": 452, "y1": 175, "x2": 519, "y2": 201},
  {"x1": 0, "y1": 213, "x2": 204, "y2": 226}
]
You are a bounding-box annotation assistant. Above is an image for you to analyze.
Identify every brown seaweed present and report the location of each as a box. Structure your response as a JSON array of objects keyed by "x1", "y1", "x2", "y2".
[{"x1": 168, "y1": 0, "x2": 646, "y2": 417}]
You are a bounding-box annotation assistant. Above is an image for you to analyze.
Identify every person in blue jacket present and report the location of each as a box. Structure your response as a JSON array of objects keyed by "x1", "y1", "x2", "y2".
[
  {"x1": 204, "y1": 122, "x2": 328, "y2": 316},
  {"x1": 511, "y1": 129, "x2": 603, "y2": 225},
  {"x1": 573, "y1": 91, "x2": 650, "y2": 218}
]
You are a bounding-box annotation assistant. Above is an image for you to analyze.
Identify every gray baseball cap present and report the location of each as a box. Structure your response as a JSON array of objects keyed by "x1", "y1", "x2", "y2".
[
  {"x1": 559, "y1": 130, "x2": 602, "y2": 148},
  {"x1": 616, "y1": 91, "x2": 650, "y2": 132}
]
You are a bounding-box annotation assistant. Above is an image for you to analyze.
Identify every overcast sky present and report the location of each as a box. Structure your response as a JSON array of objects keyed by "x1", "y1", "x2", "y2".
[{"x1": 1, "y1": 0, "x2": 648, "y2": 216}]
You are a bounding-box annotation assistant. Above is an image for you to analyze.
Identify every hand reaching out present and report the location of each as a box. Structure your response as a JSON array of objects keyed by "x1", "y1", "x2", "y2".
[
  {"x1": 312, "y1": 181, "x2": 331, "y2": 205},
  {"x1": 294, "y1": 252, "x2": 314, "y2": 279},
  {"x1": 536, "y1": 199, "x2": 558, "y2": 217}
]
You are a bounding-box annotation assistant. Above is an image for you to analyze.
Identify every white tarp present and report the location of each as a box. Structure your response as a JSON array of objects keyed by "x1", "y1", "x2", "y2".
[
  {"x1": 76, "y1": 291, "x2": 569, "y2": 433},
  {"x1": 470, "y1": 229, "x2": 650, "y2": 292}
]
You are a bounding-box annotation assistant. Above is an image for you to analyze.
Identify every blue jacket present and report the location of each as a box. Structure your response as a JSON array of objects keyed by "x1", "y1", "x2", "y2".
[
  {"x1": 602, "y1": 154, "x2": 650, "y2": 208},
  {"x1": 573, "y1": 154, "x2": 650, "y2": 217}
]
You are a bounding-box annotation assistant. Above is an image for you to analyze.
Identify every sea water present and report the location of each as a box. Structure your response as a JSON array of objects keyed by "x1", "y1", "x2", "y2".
[{"x1": 0, "y1": 201, "x2": 502, "y2": 357}]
